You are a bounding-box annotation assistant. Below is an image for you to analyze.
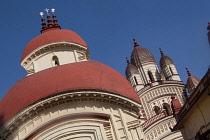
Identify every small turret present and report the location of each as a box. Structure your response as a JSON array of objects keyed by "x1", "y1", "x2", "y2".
[
  {"x1": 186, "y1": 68, "x2": 200, "y2": 94},
  {"x1": 131, "y1": 39, "x2": 156, "y2": 66},
  {"x1": 159, "y1": 48, "x2": 181, "y2": 81},
  {"x1": 130, "y1": 39, "x2": 161, "y2": 86},
  {"x1": 125, "y1": 57, "x2": 144, "y2": 91}
]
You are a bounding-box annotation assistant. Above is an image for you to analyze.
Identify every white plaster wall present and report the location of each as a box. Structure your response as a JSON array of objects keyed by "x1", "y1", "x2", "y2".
[
  {"x1": 142, "y1": 64, "x2": 161, "y2": 83},
  {"x1": 127, "y1": 74, "x2": 144, "y2": 92},
  {"x1": 144, "y1": 116, "x2": 183, "y2": 140},
  {"x1": 21, "y1": 42, "x2": 89, "y2": 75},
  {"x1": 180, "y1": 94, "x2": 210, "y2": 139},
  {"x1": 34, "y1": 121, "x2": 106, "y2": 140},
  {"x1": 34, "y1": 51, "x2": 76, "y2": 72},
  {"x1": 5, "y1": 97, "x2": 144, "y2": 140},
  {"x1": 133, "y1": 74, "x2": 143, "y2": 85},
  {"x1": 162, "y1": 65, "x2": 181, "y2": 81}
]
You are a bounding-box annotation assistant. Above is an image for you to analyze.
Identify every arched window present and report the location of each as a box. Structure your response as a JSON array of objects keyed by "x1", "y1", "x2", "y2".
[
  {"x1": 52, "y1": 56, "x2": 60, "y2": 66},
  {"x1": 154, "y1": 106, "x2": 161, "y2": 115},
  {"x1": 163, "y1": 103, "x2": 172, "y2": 116},
  {"x1": 134, "y1": 76, "x2": 138, "y2": 85},
  {"x1": 169, "y1": 67, "x2": 174, "y2": 75},
  {"x1": 148, "y1": 71, "x2": 155, "y2": 83}
]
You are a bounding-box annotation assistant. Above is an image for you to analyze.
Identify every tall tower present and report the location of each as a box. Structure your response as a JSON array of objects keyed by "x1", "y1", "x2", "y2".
[
  {"x1": 126, "y1": 39, "x2": 161, "y2": 92},
  {"x1": 126, "y1": 40, "x2": 186, "y2": 140}
]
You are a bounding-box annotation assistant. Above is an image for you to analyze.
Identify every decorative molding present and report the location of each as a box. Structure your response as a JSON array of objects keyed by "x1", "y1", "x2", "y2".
[
  {"x1": 0, "y1": 90, "x2": 141, "y2": 139},
  {"x1": 21, "y1": 41, "x2": 89, "y2": 67}
]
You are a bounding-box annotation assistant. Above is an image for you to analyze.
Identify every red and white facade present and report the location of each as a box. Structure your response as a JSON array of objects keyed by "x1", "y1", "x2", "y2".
[
  {"x1": 0, "y1": 11, "x2": 189, "y2": 140},
  {"x1": 0, "y1": 12, "x2": 145, "y2": 140},
  {"x1": 126, "y1": 41, "x2": 186, "y2": 139}
]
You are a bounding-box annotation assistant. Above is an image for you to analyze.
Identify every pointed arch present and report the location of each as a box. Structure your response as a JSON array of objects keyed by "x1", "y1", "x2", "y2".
[
  {"x1": 154, "y1": 106, "x2": 161, "y2": 115},
  {"x1": 169, "y1": 66, "x2": 174, "y2": 75},
  {"x1": 148, "y1": 70, "x2": 155, "y2": 83},
  {"x1": 52, "y1": 56, "x2": 60, "y2": 66},
  {"x1": 134, "y1": 76, "x2": 138, "y2": 85},
  {"x1": 163, "y1": 103, "x2": 172, "y2": 116}
]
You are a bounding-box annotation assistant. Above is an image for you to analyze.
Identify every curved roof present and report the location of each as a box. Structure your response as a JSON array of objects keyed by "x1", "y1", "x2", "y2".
[
  {"x1": 160, "y1": 55, "x2": 174, "y2": 67},
  {"x1": 21, "y1": 29, "x2": 87, "y2": 62},
  {"x1": 131, "y1": 46, "x2": 156, "y2": 65},
  {"x1": 125, "y1": 63, "x2": 139, "y2": 77},
  {"x1": 186, "y1": 76, "x2": 200, "y2": 94},
  {"x1": 0, "y1": 60, "x2": 140, "y2": 125}
]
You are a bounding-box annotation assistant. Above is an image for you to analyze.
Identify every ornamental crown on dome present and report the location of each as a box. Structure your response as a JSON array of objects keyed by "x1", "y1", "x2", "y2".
[{"x1": 39, "y1": 8, "x2": 61, "y2": 33}]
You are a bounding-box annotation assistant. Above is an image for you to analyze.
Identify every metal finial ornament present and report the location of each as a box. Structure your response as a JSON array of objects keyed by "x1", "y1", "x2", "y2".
[
  {"x1": 39, "y1": 12, "x2": 44, "y2": 17},
  {"x1": 159, "y1": 48, "x2": 164, "y2": 56},
  {"x1": 45, "y1": 8, "x2": 49, "y2": 14},
  {"x1": 133, "y1": 38, "x2": 138, "y2": 47},
  {"x1": 186, "y1": 68, "x2": 191, "y2": 76},
  {"x1": 207, "y1": 22, "x2": 210, "y2": 30},
  {"x1": 126, "y1": 57, "x2": 129, "y2": 64},
  {"x1": 51, "y1": 8, "x2": 55, "y2": 14}
]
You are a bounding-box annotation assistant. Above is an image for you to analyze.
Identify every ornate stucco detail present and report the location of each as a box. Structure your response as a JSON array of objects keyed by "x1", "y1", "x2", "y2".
[
  {"x1": 21, "y1": 41, "x2": 90, "y2": 75},
  {"x1": 0, "y1": 90, "x2": 142, "y2": 140}
]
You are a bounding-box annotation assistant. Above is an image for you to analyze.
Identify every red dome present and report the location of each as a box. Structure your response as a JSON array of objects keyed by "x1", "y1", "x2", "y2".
[
  {"x1": 21, "y1": 29, "x2": 87, "y2": 62},
  {"x1": 0, "y1": 61, "x2": 140, "y2": 125}
]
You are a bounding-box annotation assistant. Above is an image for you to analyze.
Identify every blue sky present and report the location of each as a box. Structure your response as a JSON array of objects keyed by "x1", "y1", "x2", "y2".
[{"x1": 0, "y1": 1, "x2": 210, "y2": 99}]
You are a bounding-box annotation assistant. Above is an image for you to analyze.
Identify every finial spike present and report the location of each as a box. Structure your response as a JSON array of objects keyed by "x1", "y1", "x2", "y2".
[
  {"x1": 133, "y1": 38, "x2": 139, "y2": 47},
  {"x1": 40, "y1": 12, "x2": 47, "y2": 30},
  {"x1": 52, "y1": 10, "x2": 59, "y2": 26},
  {"x1": 39, "y1": 12, "x2": 44, "y2": 17},
  {"x1": 207, "y1": 22, "x2": 210, "y2": 30},
  {"x1": 45, "y1": 8, "x2": 49, "y2": 14},
  {"x1": 159, "y1": 48, "x2": 164, "y2": 56},
  {"x1": 51, "y1": 8, "x2": 55, "y2": 14},
  {"x1": 207, "y1": 22, "x2": 210, "y2": 45},
  {"x1": 186, "y1": 68, "x2": 191, "y2": 76},
  {"x1": 126, "y1": 57, "x2": 130, "y2": 65},
  {"x1": 40, "y1": 8, "x2": 61, "y2": 33},
  {"x1": 46, "y1": 14, "x2": 53, "y2": 27}
]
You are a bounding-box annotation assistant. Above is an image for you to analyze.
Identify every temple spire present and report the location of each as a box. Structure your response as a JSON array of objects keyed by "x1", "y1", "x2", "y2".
[
  {"x1": 133, "y1": 39, "x2": 139, "y2": 47},
  {"x1": 126, "y1": 57, "x2": 130, "y2": 65},
  {"x1": 207, "y1": 22, "x2": 210, "y2": 45},
  {"x1": 159, "y1": 48, "x2": 164, "y2": 56},
  {"x1": 40, "y1": 12, "x2": 47, "y2": 30},
  {"x1": 51, "y1": 8, "x2": 59, "y2": 26},
  {"x1": 186, "y1": 68, "x2": 191, "y2": 76},
  {"x1": 40, "y1": 8, "x2": 61, "y2": 34},
  {"x1": 47, "y1": 15, "x2": 53, "y2": 27}
]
